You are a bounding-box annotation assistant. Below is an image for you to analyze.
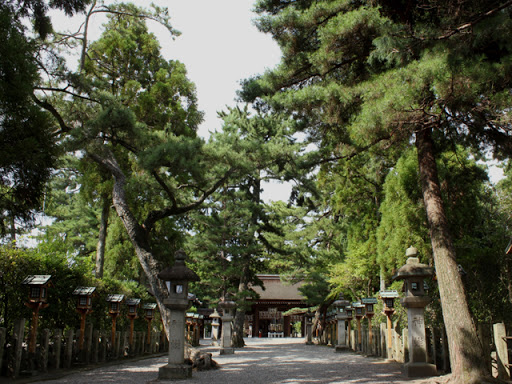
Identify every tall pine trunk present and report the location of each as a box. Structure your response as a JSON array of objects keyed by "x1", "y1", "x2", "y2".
[
  {"x1": 91, "y1": 153, "x2": 171, "y2": 338},
  {"x1": 416, "y1": 128, "x2": 489, "y2": 383},
  {"x1": 95, "y1": 193, "x2": 109, "y2": 278},
  {"x1": 232, "y1": 262, "x2": 250, "y2": 348}
]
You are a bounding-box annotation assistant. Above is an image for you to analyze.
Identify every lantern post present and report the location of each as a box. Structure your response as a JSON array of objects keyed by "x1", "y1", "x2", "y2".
[
  {"x1": 143, "y1": 303, "x2": 157, "y2": 346},
  {"x1": 157, "y1": 250, "x2": 200, "y2": 380},
  {"x1": 352, "y1": 302, "x2": 365, "y2": 351},
  {"x1": 73, "y1": 287, "x2": 96, "y2": 351},
  {"x1": 393, "y1": 246, "x2": 437, "y2": 377},
  {"x1": 22, "y1": 275, "x2": 52, "y2": 354},
  {"x1": 106, "y1": 294, "x2": 124, "y2": 346},
  {"x1": 126, "y1": 298, "x2": 141, "y2": 349},
  {"x1": 379, "y1": 289, "x2": 399, "y2": 359},
  {"x1": 362, "y1": 297, "x2": 378, "y2": 354}
]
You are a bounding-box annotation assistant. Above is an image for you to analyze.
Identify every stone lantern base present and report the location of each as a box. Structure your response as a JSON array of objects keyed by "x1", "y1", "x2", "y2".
[
  {"x1": 219, "y1": 347, "x2": 234, "y2": 355},
  {"x1": 158, "y1": 363, "x2": 193, "y2": 380},
  {"x1": 335, "y1": 344, "x2": 349, "y2": 353},
  {"x1": 404, "y1": 362, "x2": 437, "y2": 378}
]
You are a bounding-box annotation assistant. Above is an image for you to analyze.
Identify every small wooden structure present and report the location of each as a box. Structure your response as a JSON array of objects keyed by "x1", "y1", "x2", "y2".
[
  {"x1": 362, "y1": 297, "x2": 378, "y2": 349},
  {"x1": 379, "y1": 289, "x2": 399, "y2": 359},
  {"x1": 143, "y1": 303, "x2": 157, "y2": 345},
  {"x1": 22, "y1": 275, "x2": 52, "y2": 354},
  {"x1": 126, "y1": 298, "x2": 141, "y2": 347},
  {"x1": 106, "y1": 294, "x2": 125, "y2": 345},
  {"x1": 73, "y1": 286, "x2": 96, "y2": 350}
]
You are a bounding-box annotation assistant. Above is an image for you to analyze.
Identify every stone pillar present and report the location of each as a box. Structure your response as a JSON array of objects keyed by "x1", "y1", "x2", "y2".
[
  {"x1": 40, "y1": 328, "x2": 50, "y2": 372},
  {"x1": 220, "y1": 313, "x2": 234, "y2": 354},
  {"x1": 305, "y1": 312, "x2": 313, "y2": 345},
  {"x1": 158, "y1": 250, "x2": 199, "y2": 380},
  {"x1": 494, "y1": 322, "x2": 510, "y2": 380},
  {"x1": 335, "y1": 315, "x2": 348, "y2": 352},
  {"x1": 13, "y1": 318, "x2": 25, "y2": 378},
  {"x1": 160, "y1": 308, "x2": 191, "y2": 378},
  {"x1": 54, "y1": 328, "x2": 63, "y2": 369}
]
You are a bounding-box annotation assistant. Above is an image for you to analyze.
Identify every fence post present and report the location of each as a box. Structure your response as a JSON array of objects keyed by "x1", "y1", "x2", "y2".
[
  {"x1": 53, "y1": 329, "x2": 62, "y2": 370},
  {"x1": 13, "y1": 318, "x2": 26, "y2": 378},
  {"x1": 0, "y1": 327, "x2": 6, "y2": 375},
  {"x1": 477, "y1": 322, "x2": 492, "y2": 375},
  {"x1": 380, "y1": 323, "x2": 387, "y2": 358},
  {"x1": 40, "y1": 328, "x2": 50, "y2": 372},
  {"x1": 64, "y1": 329, "x2": 74, "y2": 369},
  {"x1": 85, "y1": 323, "x2": 93, "y2": 364},
  {"x1": 493, "y1": 322, "x2": 510, "y2": 380},
  {"x1": 92, "y1": 329, "x2": 99, "y2": 364}
]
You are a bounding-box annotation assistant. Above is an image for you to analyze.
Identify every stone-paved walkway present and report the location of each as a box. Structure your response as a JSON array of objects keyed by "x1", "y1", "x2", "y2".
[{"x1": 30, "y1": 338, "x2": 438, "y2": 384}]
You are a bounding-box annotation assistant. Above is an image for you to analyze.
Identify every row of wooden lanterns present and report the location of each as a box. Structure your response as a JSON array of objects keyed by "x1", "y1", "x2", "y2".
[
  {"x1": 21, "y1": 276, "x2": 159, "y2": 354},
  {"x1": 331, "y1": 246, "x2": 435, "y2": 378}
]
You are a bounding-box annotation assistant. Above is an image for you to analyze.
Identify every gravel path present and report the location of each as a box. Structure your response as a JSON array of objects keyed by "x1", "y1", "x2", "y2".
[{"x1": 30, "y1": 338, "x2": 439, "y2": 384}]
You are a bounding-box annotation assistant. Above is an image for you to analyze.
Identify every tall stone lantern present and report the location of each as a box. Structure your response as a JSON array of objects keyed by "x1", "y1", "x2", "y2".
[
  {"x1": 333, "y1": 294, "x2": 350, "y2": 352},
  {"x1": 210, "y1": 308, "x2": 221, "y2": 345},
  {"x1": 157, "y1": 250, "x2": 200, "y2": 380},
  {"x1": 218, "y1": 293, "x2": 236, "y2": 355},
  {"x1": 345, "y1": 306, "x2": 353, "y2": 349},
  {"x1": 304, "y1": 310, "x2": 314, "y2": 345},
  {"x1": 393, "y1": 246, "x2": 436, "y2": 378}
]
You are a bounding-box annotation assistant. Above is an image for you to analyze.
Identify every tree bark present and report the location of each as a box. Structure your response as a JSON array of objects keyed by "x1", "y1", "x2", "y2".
[
  {"x1": 416, "y1": 127, "x2": 489, "y2": 383},
  {"x1": 95, "y1": 193, "x2": 109, "y2": 278},
  {"x1": 89, "y1": 152, "x2": 171, "y2": 337}
]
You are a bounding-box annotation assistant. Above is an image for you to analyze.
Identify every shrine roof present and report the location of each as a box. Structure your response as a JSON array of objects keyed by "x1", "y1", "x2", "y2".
[{"x1": 251, "y1": 274, "x2": 304, "y2": 301}]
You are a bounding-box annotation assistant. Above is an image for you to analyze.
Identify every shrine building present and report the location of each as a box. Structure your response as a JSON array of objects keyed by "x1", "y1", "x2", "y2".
[{"x1": 245, "y1": 274, "x2": 309, "y2": 338}]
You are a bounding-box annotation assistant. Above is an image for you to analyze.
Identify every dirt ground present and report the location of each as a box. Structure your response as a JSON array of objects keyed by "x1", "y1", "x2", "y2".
[{"x1": 24, "y1": 338, "x2": 479, "y2": 384}]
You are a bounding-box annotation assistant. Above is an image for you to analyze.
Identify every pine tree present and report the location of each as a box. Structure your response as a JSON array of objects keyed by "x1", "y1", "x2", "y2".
[{"x1": 249, "y1": 0, "x2": 512, "y2": 381}]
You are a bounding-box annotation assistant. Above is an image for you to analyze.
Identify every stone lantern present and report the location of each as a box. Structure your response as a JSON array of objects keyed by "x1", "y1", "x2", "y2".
[
  {"x1": 143, "y1": 303, "x2": 157, "y2": 347},
  {"x1": 126, "y1": 298, "x2": 141, "y2": 348},
  {"x1": 157, "y1": 250, "x2": 199, "y2": 380},
  {"x1": 362, "y1": 297, "x2": 378, "y2": 353},
  {"x1": 379, "y1": 289, "x2": 399, "y2": 359},
  {"x1": 106, "y1": 294, "x2": 124, "y2": 345},
  {"x1": 345, "y1": 306, "x2": 353, "y2": 348},
  {"x1": 218, "y1": 293, "x2": 236, "y2": 355},
  {"x1": 393, "y1": 246, "x2": 436, "y2": 377},
  {"x1": 304, "y1": 310, "x2": 314, "y2": 345},
  {"x1": 352, "y1": 302, "x2": 365, "y2": 351},
  {"x1": 73, "y1": 286, "x2": 96, "y2": 351},
  {"x1": 210, "y1": 308, "x2": 221, "y2": 344},
  {"x1": 22, "y1": 275, "x2": 52, "y2": 354},
  {"x1": 333, "y1": 294, "x2": 350, "y2": 352}
]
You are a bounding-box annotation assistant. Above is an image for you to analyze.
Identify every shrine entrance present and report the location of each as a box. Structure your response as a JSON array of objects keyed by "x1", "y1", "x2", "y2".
[{"x1": 244, "y1": 275, "x2": 309, "y2": 338}]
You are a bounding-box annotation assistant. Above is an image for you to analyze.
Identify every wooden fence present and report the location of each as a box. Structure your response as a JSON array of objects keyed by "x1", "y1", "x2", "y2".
[
  {"x1": 0, "y1": 318, "x2": 168, "y2": 379},
  {"x1": 322, "y1": 319, "x2": 511, "y2": 380}
]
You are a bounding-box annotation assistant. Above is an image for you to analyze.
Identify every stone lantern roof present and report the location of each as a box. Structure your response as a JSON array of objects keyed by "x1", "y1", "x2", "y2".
[
  {"x1": 333, "y1": 294, "x2": 350, "y2": 308},
  {"x1": 157, "y1": 250, "x2": 199, "y2": 282},
  {"x1": 392, "y1": 247, "x2": 433, "y2": 280}
]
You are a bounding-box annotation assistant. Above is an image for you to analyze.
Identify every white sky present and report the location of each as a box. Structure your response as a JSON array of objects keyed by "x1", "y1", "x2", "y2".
[{"x1": 51, "y1": 0, "x2": 293, "y2": 200}]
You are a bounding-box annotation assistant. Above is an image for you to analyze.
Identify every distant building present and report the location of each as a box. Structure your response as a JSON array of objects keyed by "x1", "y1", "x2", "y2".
[{"x1": 245, "y1": 274, "x2": 309, "y2": 338}]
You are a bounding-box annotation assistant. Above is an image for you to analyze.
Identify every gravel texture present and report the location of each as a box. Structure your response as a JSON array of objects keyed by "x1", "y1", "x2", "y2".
[{"x1": 29, "y1": 338, "x2": 444, "y2": 384}]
